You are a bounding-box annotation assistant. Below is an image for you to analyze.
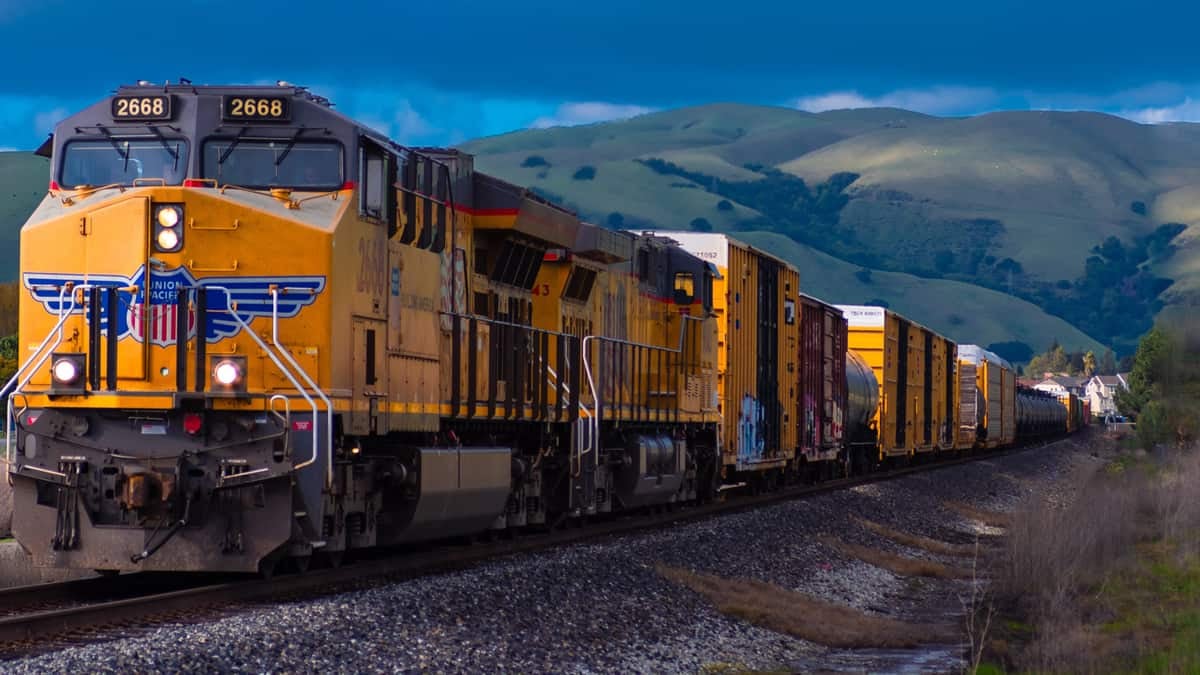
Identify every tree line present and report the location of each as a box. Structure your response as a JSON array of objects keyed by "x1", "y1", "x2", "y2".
[
  {"x1": 1020, "y1": 340, "x2": 1121, "y2": 379},
  {"x1": 1116, "y1": 320, "x2": 1200, "y2": 449}
]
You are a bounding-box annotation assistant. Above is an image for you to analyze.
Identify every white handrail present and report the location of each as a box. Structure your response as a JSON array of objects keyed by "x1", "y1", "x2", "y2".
[
  {"x1": 269, "y1": 287, "x2": 333, "y2": 486},
  {"x1": 580, "y1": 315, "x2": 705, "y2": 473},
  {"x1": 202, "y1": 286, "x2": 328, "y2": 488},
  {"x1": 4, "y1": 285, "x2": 85, "y2": 468}
]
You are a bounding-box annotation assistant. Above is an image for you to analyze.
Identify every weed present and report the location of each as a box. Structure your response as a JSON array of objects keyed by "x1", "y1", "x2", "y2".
[
  {"x1": 657, "y1": 565, "x2": 955, "y2": 648},
  {"x1": 819, "y1": 535, "x2": 972, "y2": 579},
  {"x1": 943, "y1": 501, "x2": 1011, "y2": 529},
  {"x1": 855, "y1": 517, "x2": 980, "y2": 558}
]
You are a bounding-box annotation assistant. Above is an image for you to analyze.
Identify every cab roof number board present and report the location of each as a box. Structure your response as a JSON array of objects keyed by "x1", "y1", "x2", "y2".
[
  {"x1": 222, "y1": 95, "x2": 291, "y2": 122},
  {"x1": 112, "y1": 94, "x2": 174, "y2": 121}
]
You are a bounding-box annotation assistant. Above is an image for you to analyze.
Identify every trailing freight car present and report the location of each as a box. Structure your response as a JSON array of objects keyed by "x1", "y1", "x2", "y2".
[
  {"x1": 796, "y1": 294, "x2": 847, "y2": 474},
  {"x1": 642, "y1": 232, "x2": 800, "y2": 482},
  {"x1": 957, "y1": 345, "x2": 1016, "y2": 449},
  {"x1": 835, "y1": 305, "x2": 954, "y2": 462}
]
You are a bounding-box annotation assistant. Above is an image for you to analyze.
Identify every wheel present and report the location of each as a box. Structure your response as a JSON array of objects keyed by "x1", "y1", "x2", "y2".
[{"x1": 291, "y1": 555, "x2": 312, "y2": 574}]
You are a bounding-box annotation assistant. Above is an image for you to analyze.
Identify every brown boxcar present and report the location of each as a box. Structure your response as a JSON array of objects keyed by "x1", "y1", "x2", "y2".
[{"x1": 798, "y1": 294, "x2": 847, "y2": 464}]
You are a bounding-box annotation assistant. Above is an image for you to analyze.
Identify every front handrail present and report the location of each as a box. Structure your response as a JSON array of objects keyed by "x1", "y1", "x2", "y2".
[
  {"x1": 202, "y1": 286, "x2": 329, "y2": 488},
  {"x1": 269, "y1": 287, "x2": 333, "y2": 486},
  {"x1": 3, "y1": 285, "x2": 85, "y2": 468},
  {"x1": 268, "y1": 393, "x2": 291, "y2": 430}
]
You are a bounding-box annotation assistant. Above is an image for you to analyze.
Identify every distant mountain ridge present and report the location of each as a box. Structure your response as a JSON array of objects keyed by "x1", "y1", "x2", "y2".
[{"x1": 460, "y1": 103, "x2": 1200, "y2": 355}]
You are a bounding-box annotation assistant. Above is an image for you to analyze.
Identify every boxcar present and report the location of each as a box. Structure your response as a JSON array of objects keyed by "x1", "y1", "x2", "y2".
[
  {"x1": 957, "y1": 345, "x2": 1016, "y2": 449},
  {"x1": 836, "y1": 305, "x2": 925, "y2": 460},
  {"x1": 797, "y1": 294, "x2": 847, "y2": 466},
  {"x1": 646, "y1": 232, "x2": 800, "y2": 478}
]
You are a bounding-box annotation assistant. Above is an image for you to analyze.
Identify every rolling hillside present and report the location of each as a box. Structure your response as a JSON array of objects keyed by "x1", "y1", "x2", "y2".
[
  {"x1": 735, "y1": 232, "x2": 1103, "y2": 354},
  {"x1": 462, "y1": 104, "x2": 1200, "y2": 355}
]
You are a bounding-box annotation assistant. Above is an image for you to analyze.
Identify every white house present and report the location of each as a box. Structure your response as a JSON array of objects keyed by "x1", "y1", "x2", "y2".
[{"x1": 1086, "y1": 374, "x2": 1129, "y2": 418}]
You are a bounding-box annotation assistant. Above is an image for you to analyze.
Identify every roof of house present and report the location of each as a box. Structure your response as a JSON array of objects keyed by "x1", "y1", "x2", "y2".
[{"x1": 1038, "y1": 375, "x2": 1086, "y2": 389}]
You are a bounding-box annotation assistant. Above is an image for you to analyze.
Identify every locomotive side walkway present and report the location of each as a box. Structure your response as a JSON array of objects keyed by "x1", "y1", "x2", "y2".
[{"x1": 5, "y1": 438, "x2": 1099, "y2": 673}]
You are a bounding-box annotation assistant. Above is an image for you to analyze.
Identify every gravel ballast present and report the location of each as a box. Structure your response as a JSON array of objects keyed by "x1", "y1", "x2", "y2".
[{"x1": 6, "y1": 438, "x2": 1099, "y2": 673}]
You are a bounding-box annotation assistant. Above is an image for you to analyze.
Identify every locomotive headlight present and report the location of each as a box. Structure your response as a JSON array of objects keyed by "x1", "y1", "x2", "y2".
[
  {"x1": 153, "y1": 203, "x2": 184, "y2": 252},
  {"x1": 156, "y1": 227, "x2": 180, "y2": 250},
  {"x1": 155, "y1": 205, "x2": 181, "y2": 228},
  {"x1": 50, "y1": 352, "x2": 86, "y2": 393},
  {"x1": 52, "y1": 358, "x2": 80, "y2": 384},
  {"x1": 210, "y1": 355, "x2": 247, "y2": 393}
]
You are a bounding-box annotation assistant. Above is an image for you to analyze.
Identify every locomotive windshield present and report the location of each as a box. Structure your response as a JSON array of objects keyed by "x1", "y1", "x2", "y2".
[
  {"x1": 201, "y1": 139, "x2": 342, "y2": 189},
  {"x1": 59, "y1": 138, "x2": 187, "y2": 188}
]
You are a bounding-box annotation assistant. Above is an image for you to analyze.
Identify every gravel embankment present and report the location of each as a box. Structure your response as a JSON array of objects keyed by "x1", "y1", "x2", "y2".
[{"x1": 6, "y1": 437, "x2": 1100, "y2": 674}]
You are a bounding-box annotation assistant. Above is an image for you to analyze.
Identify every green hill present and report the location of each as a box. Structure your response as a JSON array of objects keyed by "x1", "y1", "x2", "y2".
[
  {"x1": 0, "y1": 152, "x2": 48, "y2": 281},
  {"x1": 735, "y1": 232, "x2": 1104, "y2": 354},
  {"x1": 461, "y1": 104, "x2": 1200, "y2": 355}
]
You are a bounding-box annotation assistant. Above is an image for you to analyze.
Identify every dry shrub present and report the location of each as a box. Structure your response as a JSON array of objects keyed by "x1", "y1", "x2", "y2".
[
  {"x1": 657, "y1": 565, "x2": 955, "y2": 648},
  {"x1": 1019, "y1": 616, "x2": 1119, "y2": 674},
  {"x1": 855, "y1": 517, "x2": 980, "y2": 558},
  {"x1": 943, "y1": 501, "x2": 1011, "y2": 529},
  {"x1": 1146, "y1": 451, "x2": 1200, "y2": 558},
  {"x1": 996, "y1": 448, "x2": 1200, "y2": 672},
  {"x1": 819, "y1": 535, "x2": 972, "y2": 579},
  {"x1": 999, "y1": 467, "x2": 1139, "y2": 620}
]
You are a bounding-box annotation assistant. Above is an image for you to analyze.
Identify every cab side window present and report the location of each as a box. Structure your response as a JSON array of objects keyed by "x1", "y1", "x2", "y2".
[
  {"x1": 360, "y1": 140, "x2": 394, "y2": 225},
  {"x1": 674, "y1": 272, "x2": 695, "y2": 305}
]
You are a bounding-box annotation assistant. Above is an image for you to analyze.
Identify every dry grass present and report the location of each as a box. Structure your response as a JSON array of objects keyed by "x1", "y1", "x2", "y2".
[
  {"x1": 819, "y1": 535, "x2": 972, "y2": 579},
  {"x1": 657, "y1": 565, "x2": 955, "y2": 648},
  {"x1": 992, "y1": 448, "x2": 1200, "y2": 673},
  {"x1": 854, "y1": 517, "x2": 980, "y2": 558},
  {"x1": 943, "y1": 501, "x2": 1011, "y2": 529}
]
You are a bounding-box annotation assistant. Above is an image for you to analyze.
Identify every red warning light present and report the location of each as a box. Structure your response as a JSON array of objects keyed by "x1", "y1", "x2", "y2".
[{"x1": 183, "y1": 413, "x2": 204, "y2": 436}]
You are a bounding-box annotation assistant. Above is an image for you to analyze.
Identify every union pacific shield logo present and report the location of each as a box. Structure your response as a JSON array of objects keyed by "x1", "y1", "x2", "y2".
[{"x1": 24, "y1": 265, "x2": 326, "y2": 347}]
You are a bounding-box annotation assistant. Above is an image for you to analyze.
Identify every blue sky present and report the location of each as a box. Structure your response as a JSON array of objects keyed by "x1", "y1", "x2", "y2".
[{"x1": 2, "y1": 0, "x2": 1200, "y2": 149}]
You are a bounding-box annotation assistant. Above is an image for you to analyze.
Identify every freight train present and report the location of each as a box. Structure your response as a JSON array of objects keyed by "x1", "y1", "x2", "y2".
[{"x1": 3, "y1": 83, "x2": 1082, "y2": 575}]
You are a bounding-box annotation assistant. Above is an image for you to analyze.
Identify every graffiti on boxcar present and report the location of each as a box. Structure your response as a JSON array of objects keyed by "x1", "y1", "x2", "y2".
[{"x1": 738, "y1": 393, "x2": 766, "y2": 463}]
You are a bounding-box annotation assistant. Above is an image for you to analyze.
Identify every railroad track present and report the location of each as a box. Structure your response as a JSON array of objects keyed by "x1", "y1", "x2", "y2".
[{"x1": 0, "y1": 438, "x2": 1060, "y2": 659}]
